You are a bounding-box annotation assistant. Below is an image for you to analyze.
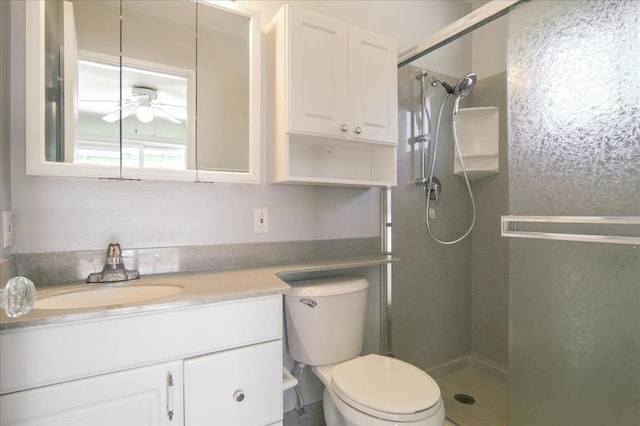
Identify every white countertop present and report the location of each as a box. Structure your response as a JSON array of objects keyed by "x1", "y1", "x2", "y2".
[{"x1": 1, "y1": 255, "x2": 393, "y2": 330}]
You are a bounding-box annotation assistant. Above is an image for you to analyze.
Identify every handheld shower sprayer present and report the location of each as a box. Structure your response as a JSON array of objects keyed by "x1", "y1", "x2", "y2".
[
  {"x1": 431, "y1": 73, "x2": 477, "y2": 116},
  {"x1": 430, "y1": 73, "x2": 476, "y2": 98},
  {"x1": 453, "y1": 73, "x2": 477, "y2": 98},
  {"x1": 421, "y1": 71, "x2": 478, "y2": 245}
]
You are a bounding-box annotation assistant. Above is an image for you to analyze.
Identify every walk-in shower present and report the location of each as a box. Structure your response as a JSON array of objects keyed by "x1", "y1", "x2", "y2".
[
  {"x1": 397, "y1": 1, "x2": 639, "y2": 425},
  {"x1": 415, "y1": 71, "x2": 477, "y2": 245}
]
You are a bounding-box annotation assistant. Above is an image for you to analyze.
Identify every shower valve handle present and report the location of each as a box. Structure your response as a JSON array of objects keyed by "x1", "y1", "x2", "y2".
[
  {"x1": 424, "y1": 177, "x2": 441, "y2": 204},
  {"x1": 432, "y1": 181, "x2": 440, "y2": 203}
]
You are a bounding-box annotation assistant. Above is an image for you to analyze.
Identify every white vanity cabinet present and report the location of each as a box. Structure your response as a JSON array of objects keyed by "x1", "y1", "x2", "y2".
[
  {"x1": 0, "y1": 295, "x2": 283, "y2": 426},
  {"x1": 267, "y1": 5, "x2": 398, "y2": 186}
]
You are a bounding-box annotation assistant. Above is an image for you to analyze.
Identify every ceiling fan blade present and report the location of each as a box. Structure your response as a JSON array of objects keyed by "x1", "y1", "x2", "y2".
[
  {"x1": 152, "y1": 105, "x2": 182, "y2": 124},
  {"x1": 101, "y1": 109, "x2": 120, "y2": 123},
  {"x1": 121, "y1": 104, "x2": 137, "y2": 119},
  {"x1": 101, "y1": 104, "x2": 136, "y2": 122},
  {"x1": 155, "y1": 102, "x2": 185, "y2": 108},
  {"x1": 78, "y1": 99, "x2": 119, "y2": 104}
]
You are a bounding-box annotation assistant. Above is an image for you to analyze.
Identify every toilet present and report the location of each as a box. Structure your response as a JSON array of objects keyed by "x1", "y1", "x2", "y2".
[{"x1": 284, "y1": 275, "x2": 445, "y2": 426}]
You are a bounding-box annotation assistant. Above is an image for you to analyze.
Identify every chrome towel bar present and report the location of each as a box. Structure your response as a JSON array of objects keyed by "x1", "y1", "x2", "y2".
[{"x1": 501, "y1": 216, "x2": 640, "y2": 245}]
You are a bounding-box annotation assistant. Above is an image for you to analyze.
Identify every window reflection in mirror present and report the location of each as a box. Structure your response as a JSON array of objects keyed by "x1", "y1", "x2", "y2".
[
  {"x1": 76, "y1": 57, "x2": 191, "y2": 169},
  {"x1": 121, "y1": 0, "x2": 195, "y2": 171}
]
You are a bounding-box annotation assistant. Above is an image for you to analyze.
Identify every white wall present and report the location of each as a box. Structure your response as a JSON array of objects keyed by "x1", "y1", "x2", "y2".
[
  {"x1": 10, "y1": 0, "x2": 467, "y2": 254},
  {"x1": 472, "y1": 14, "x2": 507, "y2": 78}
]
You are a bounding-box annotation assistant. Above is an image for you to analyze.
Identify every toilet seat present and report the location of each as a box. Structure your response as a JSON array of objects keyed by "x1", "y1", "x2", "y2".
[{"x1": 330, "y1": 354, "x2": 441, "y2": 422}]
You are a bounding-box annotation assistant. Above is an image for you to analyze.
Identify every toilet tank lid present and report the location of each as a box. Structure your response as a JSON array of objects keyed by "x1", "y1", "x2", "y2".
[{"x1": 286, "y1": 276, "x2": 369, "y2": 297}]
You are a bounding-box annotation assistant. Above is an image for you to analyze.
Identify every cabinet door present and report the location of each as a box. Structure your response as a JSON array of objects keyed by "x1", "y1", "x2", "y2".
[
  {"x1": 348, "y1": 26, "x2": 397, "y2": 144},
  {"x1": 0, "y1": 361, "x2": 183, "y2": 426},
  {"x1": 288, "y1": 6, "x2": 348, "y2": 137},
  {"x1": 184, "y1": 340, "x2": 282, "y2": 426}
]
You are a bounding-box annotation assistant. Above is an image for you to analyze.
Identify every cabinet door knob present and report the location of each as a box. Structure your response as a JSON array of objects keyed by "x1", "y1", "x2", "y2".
[
  {"x1": 341, "y1": 124, "x2": 348, "y2": 132},
  {"x1": 233, "y1": 390, "x2": 245, "y2": 402},
  {"x1": 354, "y1": 126, "x2": 362, "y2": 134}
]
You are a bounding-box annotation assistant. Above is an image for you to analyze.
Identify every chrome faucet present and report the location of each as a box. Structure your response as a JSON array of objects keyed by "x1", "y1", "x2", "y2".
[{"x1": 87, "y1": 243, "x2": 140, "y2": 283}]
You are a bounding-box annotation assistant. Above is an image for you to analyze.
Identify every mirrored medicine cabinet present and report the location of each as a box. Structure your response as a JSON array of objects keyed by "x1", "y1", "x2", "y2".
[{"x1": 25, "y1": 0, "x2": 260, "y2": 183}]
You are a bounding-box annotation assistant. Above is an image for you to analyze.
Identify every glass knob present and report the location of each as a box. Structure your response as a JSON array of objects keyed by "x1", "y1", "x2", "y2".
[
  {"x1": 341, "y1": 124, "x2": 348, "y2": 132},
  {"x1": 355, "y1": 126, "x2": 362, "y2": 134},
  {"x1": 0, "y1": 276, "x2": 36, "y2": 318}
]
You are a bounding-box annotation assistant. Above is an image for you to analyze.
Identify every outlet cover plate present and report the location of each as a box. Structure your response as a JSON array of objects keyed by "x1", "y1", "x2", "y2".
[{"x1": 254, "y1": 208, "x2": 269, "y2": 234}]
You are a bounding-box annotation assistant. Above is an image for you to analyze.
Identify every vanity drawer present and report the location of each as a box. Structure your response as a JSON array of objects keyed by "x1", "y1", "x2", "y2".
[{"x1": 184, "y1": 340, "x2": 282, "y2": 426}]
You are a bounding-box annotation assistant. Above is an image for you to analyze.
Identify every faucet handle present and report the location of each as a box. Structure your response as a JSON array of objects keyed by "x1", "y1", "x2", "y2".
[
  {"x1": 106, "y1": 243, "x2": 123, "y2": 266},
  {"x1": 107, "y1": 243, "x2": 122, "y2": 258},
  {"x1": 87, "y1": 243, "x2": 139, "y2": 283}
]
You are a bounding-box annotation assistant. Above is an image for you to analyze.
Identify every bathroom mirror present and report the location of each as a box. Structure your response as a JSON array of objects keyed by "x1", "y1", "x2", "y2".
[{"x1": 25, "y1": 0, "x2": 260, "y2": 183}]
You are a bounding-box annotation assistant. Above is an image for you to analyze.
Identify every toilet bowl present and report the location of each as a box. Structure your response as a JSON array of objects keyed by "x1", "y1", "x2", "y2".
[
  {"x1": 314, "y1": 355, "x2": 445, "y2": 426},
  {"x1": 284, "y1": 276, "x2": 445, "y2": 426}
]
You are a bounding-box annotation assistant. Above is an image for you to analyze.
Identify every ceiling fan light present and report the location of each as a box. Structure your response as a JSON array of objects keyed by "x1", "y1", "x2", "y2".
[{"x1": 136, "y1": 105, "x2": 154, "y2": 123}]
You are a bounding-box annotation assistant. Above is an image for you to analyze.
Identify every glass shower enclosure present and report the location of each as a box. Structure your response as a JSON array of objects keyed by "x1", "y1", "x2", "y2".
[{"x1": 506, "y1": 1, "x2": 640, "y2": 425}]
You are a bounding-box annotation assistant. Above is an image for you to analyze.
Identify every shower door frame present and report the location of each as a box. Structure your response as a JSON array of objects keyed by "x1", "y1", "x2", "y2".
[{"x1": 397, "y1": 0, "x2": 522, "y2": 67}]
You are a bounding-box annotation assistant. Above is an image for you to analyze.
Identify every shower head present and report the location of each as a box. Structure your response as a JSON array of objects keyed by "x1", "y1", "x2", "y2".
[
  {"x1": 454, "y1": 73, "x2": 477, "y2": 99},
  {"x1": 431, "y1": 73, "x2": 477, "y2": 98}
]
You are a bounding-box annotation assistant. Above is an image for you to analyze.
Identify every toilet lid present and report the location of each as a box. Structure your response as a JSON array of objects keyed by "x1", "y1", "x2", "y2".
[{"x1": 331, "y1": 354, "x2": 441, "y2": 416}]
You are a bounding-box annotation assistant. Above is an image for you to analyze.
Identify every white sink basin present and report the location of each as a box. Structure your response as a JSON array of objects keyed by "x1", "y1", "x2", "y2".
[{"x1": 34, "y1": 285, "x2": 184, "y2": 310}]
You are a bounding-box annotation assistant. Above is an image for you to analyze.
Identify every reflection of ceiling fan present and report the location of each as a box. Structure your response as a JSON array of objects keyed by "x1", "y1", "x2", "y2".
[{"x1": 102, "y1": 87, "x2": 182, "y2": 124}]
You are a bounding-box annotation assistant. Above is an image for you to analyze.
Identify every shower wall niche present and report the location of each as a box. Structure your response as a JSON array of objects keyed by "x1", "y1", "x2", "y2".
[{"x1": 454, "y1": 106, "x2": 499, "y2": 179}]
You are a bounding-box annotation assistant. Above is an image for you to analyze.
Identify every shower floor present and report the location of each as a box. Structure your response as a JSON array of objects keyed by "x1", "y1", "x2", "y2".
[{"x1": 431, "y1": 358, "x2": 507, "y2": 426}]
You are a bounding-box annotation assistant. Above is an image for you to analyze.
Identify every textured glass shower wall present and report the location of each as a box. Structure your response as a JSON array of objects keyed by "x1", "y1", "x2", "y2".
[{"x1": 508, "y1": 1, "x2": 640, "y2": 425}]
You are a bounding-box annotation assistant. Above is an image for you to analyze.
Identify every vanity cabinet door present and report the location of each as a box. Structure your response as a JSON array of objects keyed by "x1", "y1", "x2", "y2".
[
  {"x1": 0, "y1": 361, "x2": 183, "y2": 426},
  {"x1": 184, "y1": 340, "x2": 282, "y2": 426}
]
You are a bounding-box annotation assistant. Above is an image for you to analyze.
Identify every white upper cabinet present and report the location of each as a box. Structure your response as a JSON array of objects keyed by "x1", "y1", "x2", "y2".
[
  {"x1": 285, "y1": 6, "x2": 397, "y2": 144},
  {"x1": 268, "y1": 5, "x2": 398, "y2": 187}
]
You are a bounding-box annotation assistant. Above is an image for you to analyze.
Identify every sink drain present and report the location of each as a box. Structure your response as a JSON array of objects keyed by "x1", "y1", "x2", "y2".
[{"x1": 454, "y1": 393, "x2": 476, "y2": 405}]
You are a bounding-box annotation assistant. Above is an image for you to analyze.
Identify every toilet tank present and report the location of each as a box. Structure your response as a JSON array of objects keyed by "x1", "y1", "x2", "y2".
[{"x1": 284, "y1": 275, "x2": 369, "y2": 366}]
